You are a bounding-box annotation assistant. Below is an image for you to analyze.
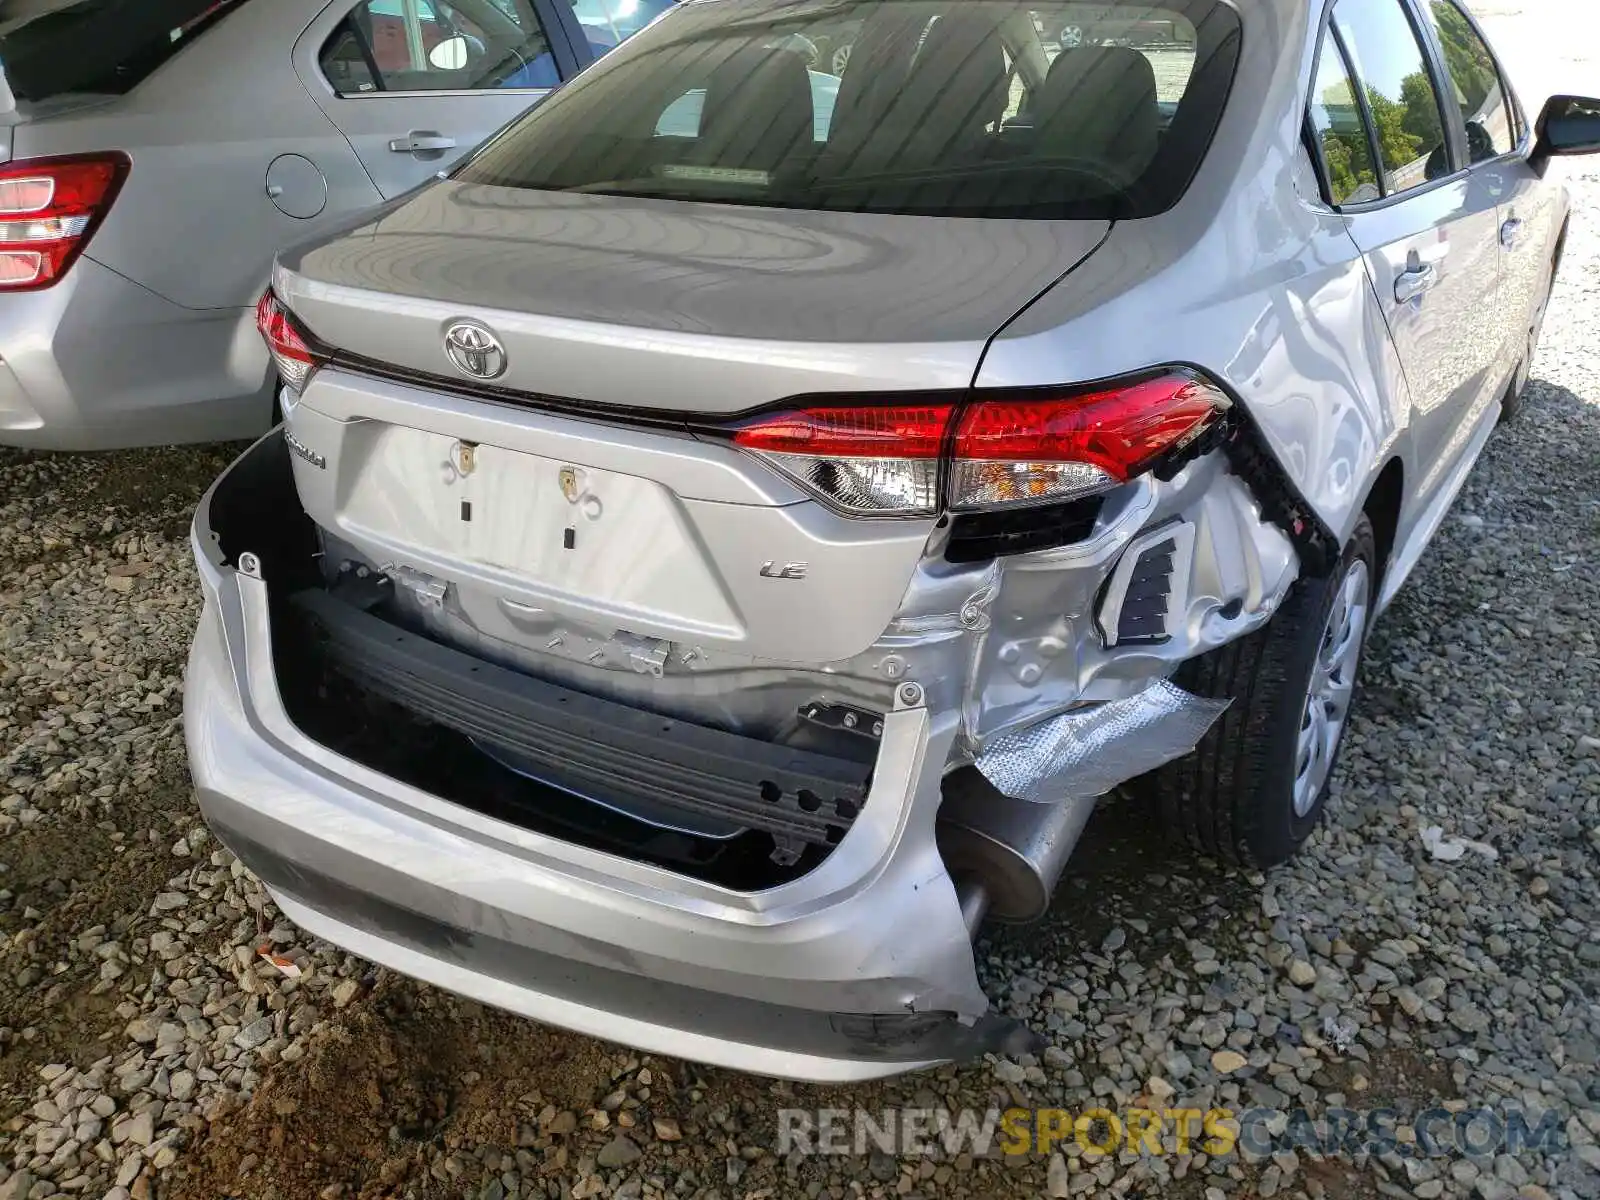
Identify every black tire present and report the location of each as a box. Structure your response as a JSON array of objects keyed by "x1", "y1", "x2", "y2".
[
  {"x1": 1503, "y1": 239, "x2": 1563, "y2": 422},
  {"x1": 1143, "y1": 515, "x2": 1378, "y2": 868},
  {"x1": 1500, "y1": 314, "x2": 1539, "y2": 424}
]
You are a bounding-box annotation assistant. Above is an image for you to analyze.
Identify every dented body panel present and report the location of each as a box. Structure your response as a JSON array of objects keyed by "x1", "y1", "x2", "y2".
[{"x1": 286, "y1": 372, "x2": 1297, "y2": 756}]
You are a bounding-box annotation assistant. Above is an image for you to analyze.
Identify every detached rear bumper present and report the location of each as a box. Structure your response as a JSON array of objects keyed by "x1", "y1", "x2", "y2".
[{"x1": 186, "y1": 432, "x2": 1012, "y2": 1081}]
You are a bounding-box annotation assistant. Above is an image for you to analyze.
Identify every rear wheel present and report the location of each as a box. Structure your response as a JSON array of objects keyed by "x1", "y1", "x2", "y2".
[{"x1": 1145, "y1": 516, "x2": 1377, "y2": 867}]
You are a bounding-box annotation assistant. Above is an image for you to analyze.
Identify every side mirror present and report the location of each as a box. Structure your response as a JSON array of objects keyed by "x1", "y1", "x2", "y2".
[
  {"x1": 428, "y1": 34, "x2": 472, "y2": 71},
  {"x1": 1533, "y1": 95, "x2": 1600, "y2": 171}
]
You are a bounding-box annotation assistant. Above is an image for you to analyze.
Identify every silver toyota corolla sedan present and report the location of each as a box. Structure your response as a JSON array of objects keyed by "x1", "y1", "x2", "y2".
[
  {"x1": 185, "y1": 0, "x2": 1596, "y2": 1080},
  {"x1": 0, "y1": 0, "x2": 670, "y2": 451}
]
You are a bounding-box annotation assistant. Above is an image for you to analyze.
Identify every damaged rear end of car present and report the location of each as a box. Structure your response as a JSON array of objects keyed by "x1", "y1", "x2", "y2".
[{"x1": 185, "y1": 0, "x2": 1327, "y2": 1077}]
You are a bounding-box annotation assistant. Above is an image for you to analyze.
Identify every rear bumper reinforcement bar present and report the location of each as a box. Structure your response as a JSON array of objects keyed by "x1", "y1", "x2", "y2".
[{"x1": 291, "y1": 589, "x2": 870, "y2": 855}]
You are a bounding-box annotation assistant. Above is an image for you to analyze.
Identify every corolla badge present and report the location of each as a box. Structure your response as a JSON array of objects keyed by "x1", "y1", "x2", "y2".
[{"x1": 443, "y1": 320, "x2": 507, "y2": 380}]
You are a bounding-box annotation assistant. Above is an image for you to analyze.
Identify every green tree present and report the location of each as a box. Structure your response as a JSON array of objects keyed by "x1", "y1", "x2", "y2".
[
  {"x1": 1367, "y1": 86, "x2": 1423, "y2": 170},
  {"x1": 1399, "y1": 70, "x2": 1443, "y2": 158},
  {"x1": 1321, "y1": 131, "x2": 1360, "y2": 200},
  {"x1": 1431, "y1": 0, "x2": 1497, "y2": 112}
]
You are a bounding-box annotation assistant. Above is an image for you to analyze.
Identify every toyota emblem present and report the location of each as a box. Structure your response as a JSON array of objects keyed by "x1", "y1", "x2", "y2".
[{"x1": 443, "y1": 320, "x2": 506, "y2": 380}]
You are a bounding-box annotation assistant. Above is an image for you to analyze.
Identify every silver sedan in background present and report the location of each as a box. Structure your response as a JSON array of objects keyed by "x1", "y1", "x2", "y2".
[{"x1": 0, "y1": 0, "x2": 670, "y2": 450}]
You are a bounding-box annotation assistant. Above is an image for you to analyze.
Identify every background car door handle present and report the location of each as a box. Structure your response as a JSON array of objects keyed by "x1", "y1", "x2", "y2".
[
  {"x1": 1500, "y1": 218, "x2": 1523, "y2": 248},
  {"x1": 1394, "y1": 261, "x2": 1438, "y2": 304},
  {"x1": 389, "y1": 132, "x2": 457, "y2": 154}
]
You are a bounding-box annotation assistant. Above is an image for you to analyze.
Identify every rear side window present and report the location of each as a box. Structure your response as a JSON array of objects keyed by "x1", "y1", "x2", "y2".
[
  {"x1": 1417, "y1": 0, "x2": 1515, "y2": 162},
  {"x1": 453, "y1": 0, "x2": 1243, "y2": 220},
  {"x1": 1331, "y1": 0, "x2": 1451, "y2": 197},
  {"x1": 1308, "y1": 34, "x2": 1379, "y2": 205},
  {"x1": 0, "y1": 0, "x2": 247, "y2": 103},
  {"x1": 320, "y1": 0, "x2": 559, "y2": 95}
]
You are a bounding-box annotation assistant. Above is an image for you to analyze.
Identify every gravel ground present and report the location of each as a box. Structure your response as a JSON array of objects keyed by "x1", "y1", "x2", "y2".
[{"x1": 2, "y1": 5, "x2": 1598, "y2": 1199}]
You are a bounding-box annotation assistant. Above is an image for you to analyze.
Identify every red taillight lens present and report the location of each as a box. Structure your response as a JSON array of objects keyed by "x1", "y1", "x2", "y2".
[
  {"x1": 733, "y1": 404, "x2": 953, "y2": 515},
  {"x1": 728, "y1": 371, "x2": 1229, "y2": 517},
  {"x1": 255, "y1": 289, "x2": 321, "y2": 394},
  {"x1": 949, "y1": 372, "x2": 1230, "y2": 510},
  {"x1": 0, "y1": 154, "x2": 128, "y2": 290}
]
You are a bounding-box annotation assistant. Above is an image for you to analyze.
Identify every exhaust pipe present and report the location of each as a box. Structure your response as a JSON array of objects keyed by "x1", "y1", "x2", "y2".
[
  {"x1": 938, "y1": 772, "x2": 1097, "y2": 928},
  {"x1": 954, "y1": 874, "x2": 991, "y2": 937}
]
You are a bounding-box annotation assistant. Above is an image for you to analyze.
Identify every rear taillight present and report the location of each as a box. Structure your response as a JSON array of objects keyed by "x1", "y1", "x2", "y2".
[
  {"x1": 731, "y1": 404, "x2": 953, "y2": 515},
  {"x1": 0, "y1": 154, "x2": 129, "y2": 290},
  {"x1": 949, "y1": 372, "x2": 1231, "y2": 510},
  {"x1": 256, "y1": 290, "x2": 322, "y2": 394},
  {"x1": 730, "y1": 370, "x2": 1230, "y2": 517}
]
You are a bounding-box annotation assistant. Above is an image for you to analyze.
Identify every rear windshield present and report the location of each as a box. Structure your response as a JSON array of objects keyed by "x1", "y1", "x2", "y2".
[
  {"x1": 0, "y1": 0, "x2": 246, "y2": 104},
  {"x1": 454, "y1": 0, "x2": 1242, "y2": 219}
]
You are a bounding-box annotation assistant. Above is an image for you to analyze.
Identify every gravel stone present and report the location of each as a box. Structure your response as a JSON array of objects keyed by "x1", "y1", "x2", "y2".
[
  {"x1": 1211, "y1": 1049, "x2": 1248, "y2": 1075},
  {"x1": 595, "y1": 1135, "x2": 641, "y2": 1169}
]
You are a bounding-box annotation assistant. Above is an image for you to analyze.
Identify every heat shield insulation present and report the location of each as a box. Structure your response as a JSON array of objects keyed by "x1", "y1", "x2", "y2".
[{"x1": 975, "y1": 680, "x2": 1229, "y2": 803}]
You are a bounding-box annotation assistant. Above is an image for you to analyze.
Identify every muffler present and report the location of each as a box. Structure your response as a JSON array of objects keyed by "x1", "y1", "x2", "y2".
[{"x1": 937, "y1": 772, "x2": 1097, "y2": 931}]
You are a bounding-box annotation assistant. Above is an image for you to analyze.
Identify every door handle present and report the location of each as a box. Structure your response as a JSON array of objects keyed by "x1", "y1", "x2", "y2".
[
  {"x1": 389, "y1": 132, "x2": 457, "y2": 154},
  {"x1": 1500, "y1": 218, "x2": 1523, "y2": 249},
  {"x1": 1394, "y1": 261, "x2": 1438, "y2": 304}
]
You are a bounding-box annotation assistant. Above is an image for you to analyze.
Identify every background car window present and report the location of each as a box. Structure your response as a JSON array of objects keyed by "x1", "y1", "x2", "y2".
[
  {"x1": 656, "y1": 73, "x2": 842, "y2": 143},
  {"x1": 0, "y1": 0, "x2": 248, "y2": 101},
  {"x1": 1308, "y1": 34, "x2": 1379, "y2": 205},
  {"x1": 1001, "y1": 7, "x2": 1197, "y2": 124},
  {"x1": 1332, "y1": 0, "x2": 1451, "y2": 196},
  {"x1": 559, "y1": 0, "x2": 677, "y2": 58},
  {"x1": 1418, "y1": 0, "x2": 1515, "y2": 162},
  {"x1": 459, "y1": 0, "x2": 1242, "y2": 220},
  {"x1": 320, "y1": 0, "x2": 558, "y2": 94}
]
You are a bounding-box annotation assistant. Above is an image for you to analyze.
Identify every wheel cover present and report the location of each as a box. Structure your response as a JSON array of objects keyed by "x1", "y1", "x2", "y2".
[{"x1": 1293, "y1": 559, "x2": 1370, "y2": 817}]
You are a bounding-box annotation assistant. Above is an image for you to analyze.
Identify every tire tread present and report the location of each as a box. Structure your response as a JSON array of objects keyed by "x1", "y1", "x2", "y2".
[{"x1": 1146, "y1": 516, "x2": 1377, "y2": 868}]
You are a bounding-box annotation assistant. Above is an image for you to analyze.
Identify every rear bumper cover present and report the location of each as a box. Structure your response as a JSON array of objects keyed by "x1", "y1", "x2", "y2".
[
  {"x1": 185, "y1": 424, "x2": 1294, "y2": 1077},
  {"x1": 187, "y1": 437, "x2": 1010, "y2": 1081}
]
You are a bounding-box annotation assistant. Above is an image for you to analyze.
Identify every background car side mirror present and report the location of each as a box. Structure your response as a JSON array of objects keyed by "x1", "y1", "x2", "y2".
[
  {"x1": 1532, "y1": 95, "x2": 1600, "y2": 173},
  {"x1": 429, "y1": 35, "x2": 473, "y2": 71}
]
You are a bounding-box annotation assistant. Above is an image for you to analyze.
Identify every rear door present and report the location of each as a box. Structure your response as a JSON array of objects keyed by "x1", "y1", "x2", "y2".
[
  {"x1": 1319, "y1": 0, "x2": 1503, "y2": 512},
  {"x1": 1414, "y1": 0, "x2": 1556, "y2": 387},
  {"x1": 294, "y1": 0, "x2": 580, "y2": 199}
]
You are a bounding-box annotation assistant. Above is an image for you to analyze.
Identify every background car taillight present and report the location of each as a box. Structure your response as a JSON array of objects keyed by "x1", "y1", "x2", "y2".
[
  {"x1": 730, "y1": 370, "x2": 1230, "y2": 517},
  {"x1": 256, "y1": 290, "x2": 323, "y2": 394},
  {"x1": 0, "y1": 154, "x2": 129, "y2": 290}
]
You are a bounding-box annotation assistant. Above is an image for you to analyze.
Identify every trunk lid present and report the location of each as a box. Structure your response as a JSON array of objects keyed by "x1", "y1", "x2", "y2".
[
  {"x1": 289, "y1": 366, "x2": 943, "y2": 667},
  {"x1": 0, "y1": 94, "x2": 122, "y2": 161},
  {"x1": 279, "y1": 184, "x2": 1109, "y2": 670},
  {"x1": 276, "y1": 181, "x2": 1109, "y2": 412}
]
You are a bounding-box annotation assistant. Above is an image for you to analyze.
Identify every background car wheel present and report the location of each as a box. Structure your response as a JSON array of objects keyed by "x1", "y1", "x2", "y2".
[
  {"x1": 1500, "y1": 303, "x2": 1546, "y2": 423},
  {"x1": 830, "y1": 42, "x2": 852, "y2": 75},
  {"x1": 1504, "y1": 239, "x2": 1563, "y2": 422},
  {"x1": 1142, "y1": 515, "x2": 1378, "y2": 868}
]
